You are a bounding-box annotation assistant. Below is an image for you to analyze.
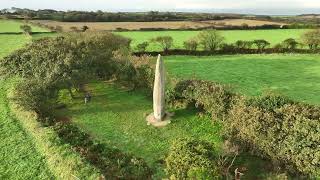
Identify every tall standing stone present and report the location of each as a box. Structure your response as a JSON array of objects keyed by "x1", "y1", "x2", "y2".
[
  {"x1": 153, "y1": 54, "x2": 165, "y2": 121},
  {"x1": 146, "y1": 54, "x2": 172, "y2": 127}
]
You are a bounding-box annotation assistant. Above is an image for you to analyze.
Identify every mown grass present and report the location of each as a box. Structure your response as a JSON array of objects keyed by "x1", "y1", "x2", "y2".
[
  {"x1": 0, "y1": 79, "x2": 54, "y2": 179},
  {"x1": 165, "y1": 54, "x2": 320, "y2": 104},
  {"x1": 0, "y1": 19, "x2": 49, "y2": 33},
  {"x1": 0, "y1": 34, "x2": 58, "y2": 58},
  {"x1": 116, "y1": 29, "x2": 308, "y2": 51},
  {"x1": 56, "y1": 82, "x2": 281, "y2": 179},
  {"x1": 56, "y1": 82, "x2": 223, "y2": 177}
]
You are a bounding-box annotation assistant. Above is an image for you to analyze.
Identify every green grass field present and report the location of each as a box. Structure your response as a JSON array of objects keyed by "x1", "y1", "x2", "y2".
[
  {"x1": 0, "y1": 20, "x2": 49, "y2": 33},
  {"x1": 0, "y1": 22, "x2": 54, "y2": 179},
  {"x1": 56, "y1": 82, "x2": 274, "y2": 178},
  {"x1": 116, "y1": 29, "x2": 308, "y2": 51},
  {"x1": 0, "y1": 79, "x2": 54, "y2": 179},
  {"x1": 165, "y1": 54, "x2": 320, "y2": 104}
]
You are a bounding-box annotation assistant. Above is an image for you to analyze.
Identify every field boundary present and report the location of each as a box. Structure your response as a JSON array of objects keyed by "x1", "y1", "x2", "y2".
[
  {"x1": 134, "y1": 49, "x2": 320, "y2": 56},
  {"x1": 6, "y1": 79, "x2": 102, "y2": 179}
]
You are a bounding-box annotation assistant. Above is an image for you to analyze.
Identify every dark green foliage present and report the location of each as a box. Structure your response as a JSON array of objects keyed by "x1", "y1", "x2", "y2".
[
  {"x1": 235, "y1": 40, "x2": 254, "y2": 50},
  {"x1": 225, "y1": 96, "x2": 320, "y2": 177},
  {"x1": 198, "y1": 30, "x2": 225, "y2": 51},
  {"x1": 170, "y1": 79, "x2": 320, "y2": 177},
  {"x1": 302, "y1": 29, "x2": 320, "y2": 50},
  {"x1": 12, "y1": 80, "x2": 57, "y2": 118},
  {"x1": 165, "y1": 138, "x2": 220, "y2": 179},
  {"x1": 151, "y1": 36, "x2": 174, "y2": 52},
  {"x1": 183, "y1": 38, "x2": 198, "y2": 51},
  {"x1": 20, "y1": 24, "x2": 32, "y2": 35},
  {"x1": 245, "y1": 94, "x2": 294, "y2": 112},
  {"x1": 136, "y1": 41, "x2": 149, "y2": 52},
  {"x1": 253, "y1": 39, "x2": 270, "y2": 51},
  {"x1": 281, "y1": 38, "x2": 300, "y2": 50},
  {"x1": 171, "y1": 80, "x2": 237, "y2": 119},
  {"x1": 55, "y1": 123, "x2": 152, "y2": 179}
]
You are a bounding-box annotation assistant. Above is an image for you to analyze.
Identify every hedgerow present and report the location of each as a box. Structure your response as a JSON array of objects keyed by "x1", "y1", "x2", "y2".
[{"x1": 168, "y1": 80, "x2": 320, "y2": 178}]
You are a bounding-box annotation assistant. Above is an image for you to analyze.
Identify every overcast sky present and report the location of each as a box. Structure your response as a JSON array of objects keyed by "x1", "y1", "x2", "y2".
[{"x1": 1, "y1": 0, "x2": 320, "y2": 14}]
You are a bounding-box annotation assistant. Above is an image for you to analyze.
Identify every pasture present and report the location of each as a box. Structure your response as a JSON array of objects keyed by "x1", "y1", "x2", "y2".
[
  {"x1": 0, "y1": 20, "x2": 49, "y2": 33},
  {"x1": 31, "y1": 19, "x2": 285, "y2": 31},
  {"x1": 117, "y1": 29, "x2": 308, "y2": 51},
  {"x1": 165, "y1": 54, "x2": 320, "y2": 104}
]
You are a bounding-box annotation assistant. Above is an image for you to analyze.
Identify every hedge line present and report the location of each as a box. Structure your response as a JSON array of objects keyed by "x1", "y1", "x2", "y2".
[
  {"x1": 134, "y1": 48, "x2": 320, "y2": 57},
  {"x1": 168, "y1": 79, "x2": 320, "y2": 178},
  {"x1": 5, "y1": 78, "x2": 102, "y2": 179}
]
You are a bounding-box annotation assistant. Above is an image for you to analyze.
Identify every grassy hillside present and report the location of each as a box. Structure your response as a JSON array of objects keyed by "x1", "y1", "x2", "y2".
[
  {"x1": 0, "y1": 20, "x2": 49, "y2": 33},
  {"x1": 116, "y1": 29, "x2": 307, "y2": 51},
  {"x1": 165, "y1": 54, "x2": 320, "y2": 104}
]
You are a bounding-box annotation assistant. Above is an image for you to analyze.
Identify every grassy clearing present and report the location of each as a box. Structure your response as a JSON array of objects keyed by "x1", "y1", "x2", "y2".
[
  {"x1": 56, "y1": 82, "x2": 278, "y2": 179},
  {"x1": 0, "y1": 79, "x2": 54, "y2": 179},
  {"x1": 116, "y1": 29, "x2": 307, "y2": 51},
  {"x1": 165, "y1": 54, "x2": 320, "y2": 104},
  {"x1": 56, "y1": 82, "x2": 223, "y2": 177},
  {"x1": 6, "y1": 78, "x2": 102, "y2": 179},
  {"x1": 0, "y1": 19, "x2": 49, "y2": 33}
]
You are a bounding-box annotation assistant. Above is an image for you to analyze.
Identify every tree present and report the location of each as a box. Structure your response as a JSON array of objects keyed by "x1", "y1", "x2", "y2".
[
  {"x1": 198, "y1": 30, "x2": 225, "y2": 51},
  {"x1": 235, "y1": 40, "x2": 254, "y2": 50},
  {"x1": 253, "y1": 39, "x2": 270, "y2": 51},
  {"x1": 151, "y1": 36, "x2": 173, "y2": 52},
  {"x1": 81, "y1": 25, "x2": 89, "y2": 32},
  {"x1": 302, "y1": 29, "x2": 320, "y2": 50},
  {"x1": 20, "y1": 24, "x2": 32, "y2": 35},
  {"x1": 183, "y1": 38, "x2": 198, "y2": 51},
  {"x1": 281, "y1": 38, "x2": 299, "y2": 50},
  {"x1": 136, "y1": 41, "x2": 149, "y2": 52}
]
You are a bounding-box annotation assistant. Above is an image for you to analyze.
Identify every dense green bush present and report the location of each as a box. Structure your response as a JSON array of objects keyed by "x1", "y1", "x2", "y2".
[
  {"x1": 224, "y1": 96, "x2": 320, "y2": 177},
  {"x1": 165, "y1": 138, "x2": 220, "y2": 179},
  {"x1": 169, "y1": 80, "x2": 320, "y2": 177},
  {"x1": 136, "y1": 41, "x2": 149, "y2": 52},
  {"x1": 171, "y1": 80, "x2": 237, "y2": 119},
  {"x1": 183, "y1": 38, "x2": 199, "y2": 51}
]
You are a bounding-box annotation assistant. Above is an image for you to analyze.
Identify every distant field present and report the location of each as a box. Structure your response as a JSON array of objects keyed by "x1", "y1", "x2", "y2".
[
  {"x1": 0, "y1": 20, "x2": 49, "y2": 33},
  {"x1": 165, "y1": 54, "x2": 320, "y2": 104},
  {"x1": 116, "y1": 29, "x2": 308, "y2": 51},
  {"x1": 31, "y1": 19, "x2": 285, "y2": 31}
]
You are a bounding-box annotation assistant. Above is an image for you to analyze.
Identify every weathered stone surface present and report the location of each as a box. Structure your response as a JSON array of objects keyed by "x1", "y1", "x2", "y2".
[
  {"x1": 153, "y1": 54, "x2": 165, "y2": 121},
  {"x1": 146, "y1": 54, "x2": 172, "y2": 127}
]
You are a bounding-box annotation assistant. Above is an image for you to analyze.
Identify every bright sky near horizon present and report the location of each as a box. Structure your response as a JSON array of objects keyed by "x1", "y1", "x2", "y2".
[{"x1": 1, "y1": 0, "x2": 320, "y2": 12}]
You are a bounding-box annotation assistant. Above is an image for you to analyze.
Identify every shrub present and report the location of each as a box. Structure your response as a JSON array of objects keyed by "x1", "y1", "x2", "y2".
[
  {"x1": 136, "y1": 41, "x2": 149, "y2": 52},
  {"x1": 198, "y1": 30, "x2": 225, "y2": 51},
  {"x1": 165, "y1": 138, "x2": 220, "y2": 179},
  {"x1": 183, "y1": 38, "x2": 198, "y2": 51},
  {"x1": 253, "y1": 39, "x2": 270, "y2": 51},
  {"x1": 55, "y1": 123, "x2": 152, "y2": 179},
  {"x1": 172, "y1": 80, "x2": 237, "y2": 119},
  {"x1": 301, "y1": 29, "x2": 320, "y2": 50},
  {"x1": 281, "y1": 38, "x2": 300, "y2": 50},
  {"x1": 225, "y1": 95, "x2": 320, "y2": 177},
  {"x1": 20, "y1": 24, "x2": 32, "y2": 35},
  {"x1": 150, "y1": 36, "x2": 173, "y2": 52}
]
